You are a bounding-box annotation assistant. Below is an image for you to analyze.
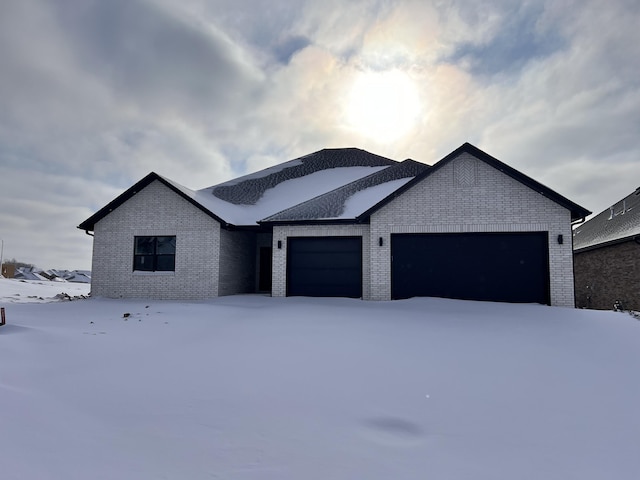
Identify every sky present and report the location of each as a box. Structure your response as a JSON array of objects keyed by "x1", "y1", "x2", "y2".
[{"x1": 1, "y1": 0, "x2": 639, "y2": 270}]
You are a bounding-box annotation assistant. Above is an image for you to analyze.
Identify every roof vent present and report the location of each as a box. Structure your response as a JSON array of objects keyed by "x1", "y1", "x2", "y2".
[{"x1": 608, "y1": 207, "x2": 614, "y2": 220}]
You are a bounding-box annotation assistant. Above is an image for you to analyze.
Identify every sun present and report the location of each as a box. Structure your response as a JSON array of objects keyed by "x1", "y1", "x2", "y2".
[{"x1": 345, "y1": 70, "x2": 421, "y2": 142}]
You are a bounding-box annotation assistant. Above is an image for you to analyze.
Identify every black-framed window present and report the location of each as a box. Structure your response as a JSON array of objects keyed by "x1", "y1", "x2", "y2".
[{"x1": 133, "y1": 236, "x2": 176, "y2": 272}]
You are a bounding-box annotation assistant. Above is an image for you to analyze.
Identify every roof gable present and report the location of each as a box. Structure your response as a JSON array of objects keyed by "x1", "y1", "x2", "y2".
[
  {"x1": 77, "y1": 173, "x2": 227, "y2": 232},
  {"x1": 573, "y1": 187, "x2": 640, "y2": 251},
  {"x1": 356, "y1": 143, "x2": 591, "y2": 222}
]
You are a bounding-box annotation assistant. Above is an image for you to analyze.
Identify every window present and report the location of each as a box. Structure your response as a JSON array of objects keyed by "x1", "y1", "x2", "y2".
[{"x1": 133, "y1": 236, "x2": 176, "y2": 272}]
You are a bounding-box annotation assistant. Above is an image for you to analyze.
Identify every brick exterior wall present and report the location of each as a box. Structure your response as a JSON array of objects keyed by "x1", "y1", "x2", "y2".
[
  {"x1": 574, "y1": 240, "x2": 640, "y2": 310},
  {"x1": 219, "y1": 229, "x2": 257, "y2": 296},
  {"x1": 92, "y1": 180, "x2": 220, "y2": 300},
  {"x1": 369, "y1": 153, "x2": 576, "y2": 306},
  {"x1": 271, "y1": 225, "x2": 370, "y2": 298}
]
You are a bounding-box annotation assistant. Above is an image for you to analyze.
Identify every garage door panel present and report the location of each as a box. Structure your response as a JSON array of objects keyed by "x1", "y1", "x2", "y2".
[
  {"x1": 292, "y1": 267, "x2": 359, "y2": 284},
  {"x1": 391, "y1": 232, "x2": 550, "y2": 304},
  {"x1": 293, "y1": 252, "x2": 361, "y2": 269},
  {"x1": 287, "y1": 237, "x2": 362, "y2": 298}
]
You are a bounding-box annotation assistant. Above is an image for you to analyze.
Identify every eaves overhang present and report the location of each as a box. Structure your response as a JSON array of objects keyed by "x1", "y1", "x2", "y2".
[
  {"x1": 258, "y1": 218, "x2": 366, "y2": 227},
  {"x1": 574, "y1": 234, "x2": 640, "y2": 254}
]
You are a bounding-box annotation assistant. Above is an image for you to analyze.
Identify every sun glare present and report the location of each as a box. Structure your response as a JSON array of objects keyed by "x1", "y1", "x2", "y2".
[{"x1": 346, "y1": 70, "x2": 421, "y2": 142}]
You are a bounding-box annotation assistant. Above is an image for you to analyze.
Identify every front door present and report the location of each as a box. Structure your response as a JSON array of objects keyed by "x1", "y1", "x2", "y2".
[{"x1": 258, "y1": 247, "x2": 273, "y2": 292}]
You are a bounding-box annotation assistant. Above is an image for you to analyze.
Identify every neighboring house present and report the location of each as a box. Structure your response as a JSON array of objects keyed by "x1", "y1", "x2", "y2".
[
  {"x1": 5, "y1": 266, "x2": 91, "y2": 283},
  {"x1": 78, "y1": 143, "x2": 590, "y2": 306},
  {"x1": 48, "y1": 269, "x2": 92, "y2": 283},
  {"x1": 573, "y1": 188, "x2": 640, "y2": 310},
  {"x1": 64, "y1": 270, "x2": 92, "y2": 284},
  {"x1": 39, "y1": 270, "x2": 65, "y2": 281},
  {"x1": 1, "y1": 264, "x2": 16, "y2": 278},
  {"x1": 13, "y1": 267, "x2": 48, "y2": 281}
]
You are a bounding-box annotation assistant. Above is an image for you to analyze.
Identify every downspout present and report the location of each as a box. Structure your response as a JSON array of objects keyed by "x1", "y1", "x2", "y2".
[
  {"x1": 570, "y1": 216, "x2": 587, "y2": 309},
  {"x1": 84, "y1": 230, "x2": 94, "y2": 237}
]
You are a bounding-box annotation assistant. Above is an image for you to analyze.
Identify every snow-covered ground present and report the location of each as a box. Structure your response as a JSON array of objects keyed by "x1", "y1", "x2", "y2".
[
  {"x1": 1, "y1": 279, "x2": 639, "y2": 479},
  {"x1": 0, "y1": 278, "x2": 91, "y2": 303}
]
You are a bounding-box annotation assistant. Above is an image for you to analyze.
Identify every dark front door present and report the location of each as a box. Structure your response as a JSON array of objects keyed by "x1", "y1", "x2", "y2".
[
  {"x1": 287, "y1": 237, "x2": 362, "y2": 298},
  {"x1": 258, "y1": 247, "x2": 272, "y2": 292},
  {"x1": 391, "y1": 232, "x2": 550, "y2": 304}
]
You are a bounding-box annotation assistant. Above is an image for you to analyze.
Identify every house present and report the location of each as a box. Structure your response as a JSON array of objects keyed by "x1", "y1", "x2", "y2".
[
  {"x1": 63, "y1": 270, "x2": 92, "y2": 284},
  {"x1": 78, "y1": 143, "x2": 590, "y2": 306},
  {"x1": 13, "y1": 267, "x2": 48, "y2": 282},
  {"x1": 573, "y1": 188, "x2": 640, "y2": 310},
  {"x1": 1, "y1": 264, "x2": 16, "y2": 278}
]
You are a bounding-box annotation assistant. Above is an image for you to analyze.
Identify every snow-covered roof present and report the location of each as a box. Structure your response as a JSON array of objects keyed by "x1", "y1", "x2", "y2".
[
  {"x1": 573, "y1": 187, "x2": 640, "y2": 251},
  {"x1": 79, "y1": 148, "x2": 414, "y2": 230},
  {"x1": 209, "y1": 148, "x2": 396, "y2": 206},
  {"x1": 13, "y1": 268, "x2": 48, "y2": 282},
  {"x1": 164, "y1": 165, "x2": 392, "y2": 226},
  {"x1": 261, "y1": 160, "x2": 428, "y2": 223}
]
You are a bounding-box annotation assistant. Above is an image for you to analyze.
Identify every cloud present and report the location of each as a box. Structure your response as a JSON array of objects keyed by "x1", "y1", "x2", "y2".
[
  {"x1": 0, "y1": 168, "x2": 123, "y2": 269},
  {"x1": 0, "y1": 0, "x2": 266, "y2": 183},
  {"x1": 52, "y1": 0, "x2": 263, "y2": 116},
  {"x1": 446, "y1": 2, "x2": 566, "y2": 76},
  {"x1": 272, "y1": 36, "x2": 312, "y2": 65},
  {"x1": 477, "y1": 0, "x2": 640, "y2": 211}
]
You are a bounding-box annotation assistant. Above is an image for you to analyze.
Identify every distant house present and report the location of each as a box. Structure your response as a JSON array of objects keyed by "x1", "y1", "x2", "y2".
[
  {"x1": 78, "y1": 143, "x2": 589, "y2": 306},
  {"x1": 8, "y1": 267, "x2": 91, "y2": 284},
  {"x1": 13, "y1": 267, "x2": 48, "y2": 281},
  {"x1": 63, "y1": 271, "x2": 92, "y2": 284},
  {"x1": 1, "y1": 264, "x2": 16, "y2": 278},
  {"x1": 573, "y1": 188, "x2": 640, "y2": 310}
]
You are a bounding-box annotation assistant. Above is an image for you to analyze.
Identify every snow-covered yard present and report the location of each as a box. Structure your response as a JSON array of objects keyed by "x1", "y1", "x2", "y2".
[{"x1": 1, "y1": 278, "x2": 639, "y2": 479}]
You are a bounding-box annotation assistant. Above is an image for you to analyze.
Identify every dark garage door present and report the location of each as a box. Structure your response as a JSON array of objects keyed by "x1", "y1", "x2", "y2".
[
  {"x1": 391, "y1": 232, "x2": 550, "y2": 304},
  {"x1": 287, "y1": 237, "x2": 362, "y2": 298}
]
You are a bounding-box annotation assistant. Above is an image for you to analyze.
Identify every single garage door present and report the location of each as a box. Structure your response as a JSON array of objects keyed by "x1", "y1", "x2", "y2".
[
  {"x1": 391, "y1": 232, "x2": 550, "y2": 304},
  {"x1": 287, "y1": 236, "x2": 362, "y2": 297}
]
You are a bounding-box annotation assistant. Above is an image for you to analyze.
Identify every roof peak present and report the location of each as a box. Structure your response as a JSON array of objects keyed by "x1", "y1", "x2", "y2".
[{"x1": 209, "y1": 148, "x2": 397, "y2": 206}]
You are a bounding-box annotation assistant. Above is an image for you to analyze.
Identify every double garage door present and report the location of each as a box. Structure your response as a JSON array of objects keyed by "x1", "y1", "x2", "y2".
[
  {"x1": 391, "y1": 232, "x2": 550, "y2": 304},
  {"x1": 286, "y1": 233, "x2": 550, "y2": 304}
]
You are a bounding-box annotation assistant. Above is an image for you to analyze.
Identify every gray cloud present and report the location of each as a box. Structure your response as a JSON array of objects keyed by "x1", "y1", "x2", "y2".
[
  {"x1": 52, "y1": 0, "x2": 262, "y2": 116},
  {"x1": 478, "y1": 0, "x2": 640, "y2": 212},
  {"x1": 447, "y1": 2, "x2": 566, "y2": 77}
]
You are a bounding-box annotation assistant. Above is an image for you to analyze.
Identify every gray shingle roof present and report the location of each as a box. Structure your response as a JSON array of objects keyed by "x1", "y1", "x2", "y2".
[
  {"x1": 78, "y1": 148, "x2": 400, "y2": 230},
  {"x1": 210, "y1": 148, "x2": 398, "y2": 205},
  {"x1": 573, "y1": 187, "x2": 640, "y2": 251},
  {"x1": 261, "y1": 159, "x2": 428, "y2": 222}
]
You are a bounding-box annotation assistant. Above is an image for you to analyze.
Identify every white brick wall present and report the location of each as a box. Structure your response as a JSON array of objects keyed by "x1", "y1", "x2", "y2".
[
  {"x1": 92, "y1": 180, "x2": 220, "y2": 300},
  {"x1": 369, "y1": 153, "x2": 575, "y2": 306},
  {"x1": 271, "y1": 225, "x2": 370, "y2": 298}
]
